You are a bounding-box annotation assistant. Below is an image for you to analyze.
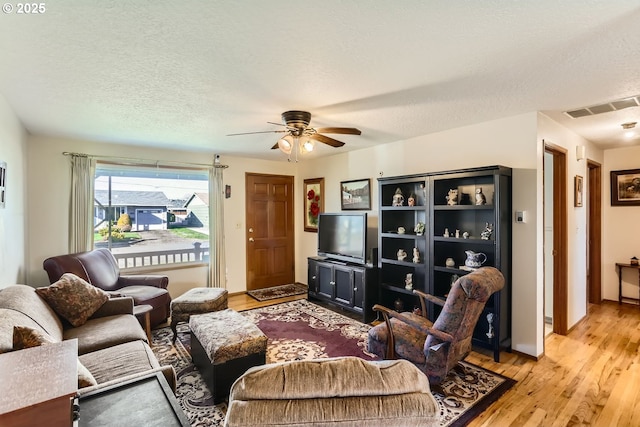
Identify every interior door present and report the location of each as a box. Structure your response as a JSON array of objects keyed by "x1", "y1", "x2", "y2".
[
  {"x1": 587, "y1": 160, "x2": 602, "y2": 304},
  {"x1": 544, "y1": 142, "x2": 568, "y2": 336},
  {"x1": 245, "y1": 173, "x2": 295, "y2": 290}
]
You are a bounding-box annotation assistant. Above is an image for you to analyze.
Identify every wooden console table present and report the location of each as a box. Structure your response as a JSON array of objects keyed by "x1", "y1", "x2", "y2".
[{"x1": 616, "y1": 263, "x2": 640, "y2": 305}]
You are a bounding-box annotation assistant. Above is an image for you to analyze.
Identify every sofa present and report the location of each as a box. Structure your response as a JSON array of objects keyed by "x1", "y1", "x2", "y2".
[
  {"x1": 224, "y1": 357, "x2": 439, "y2": 427},
  {"x1": 0, "y1": 284, "x2": 176, "y2": 393},
  {"x1": 43, "y1": 248, "x2": 171, "y2": 327}
]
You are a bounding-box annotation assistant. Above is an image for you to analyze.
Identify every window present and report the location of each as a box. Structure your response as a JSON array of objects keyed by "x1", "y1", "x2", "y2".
[{"x1": 94, "y1": 163, "x2": 210, "y2": 269}]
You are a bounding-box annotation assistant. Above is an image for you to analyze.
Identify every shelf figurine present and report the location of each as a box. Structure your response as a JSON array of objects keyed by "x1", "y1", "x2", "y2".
[
  {"x1": 475, "y1": 187, "x2": 487, "y2": 205},
  {"x1": 455, "y1": 229, "x2": 460, "y2": 238},
  {"x1": 480, "y1": 223, "x2": 493, "y2": 240},
  {"x1": 446, "y1": 188, "x2": 458, "y2": 206},
  {"x1": 408, "y1": 193, "x2": 417, "y2": 206},
  {"x1": 443, "y1": 228, "x2": 450, "y2": 237},
  {"x1": 486, "y1": 313, "x2": 495, "y2": 339},
  {"x1": 463, "y1": 231, "x2": 470, "y2": 239},
  {"x1": 412, "y1": 247, "x2": 420, "y2": 263},
  {"x1": 405, "y1": 273, "x2": 413, "y2": 290},
  {"x1": 392, "y1": 188, "x2": 404, "y2": 206},
  {"x1": 397, "y1": 249, "x2": 407, "y2": 261},
  {"x1": 414, "y1": 221, "x2": 425, "y2": 236}
]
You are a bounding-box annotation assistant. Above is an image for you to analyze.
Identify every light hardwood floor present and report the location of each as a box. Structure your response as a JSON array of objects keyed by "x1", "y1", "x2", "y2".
[{"x1": 229, "y1": 294, "x2": 640, "y2": 427}]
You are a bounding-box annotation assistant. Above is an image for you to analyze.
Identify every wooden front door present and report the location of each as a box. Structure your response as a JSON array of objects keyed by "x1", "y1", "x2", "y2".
[{"x1": 245, "y1": 173, "x2": 295, "y2": 290}]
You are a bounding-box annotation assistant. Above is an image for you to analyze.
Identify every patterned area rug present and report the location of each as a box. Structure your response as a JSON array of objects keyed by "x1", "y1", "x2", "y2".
[
  {"x1": 151, "y1": 299, "x2": 514, "y2": 427},
  {"x1": 246, "y1": 283, "x2": 308, "y2": 301}
]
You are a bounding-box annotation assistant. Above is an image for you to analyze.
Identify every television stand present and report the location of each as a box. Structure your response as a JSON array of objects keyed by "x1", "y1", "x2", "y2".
[{"x1": 307, "y1": 257, "x2": 378, "y2": 324}]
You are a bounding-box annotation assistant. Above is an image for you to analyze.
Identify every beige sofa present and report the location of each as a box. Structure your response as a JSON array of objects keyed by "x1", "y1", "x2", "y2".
[
  {"x1": 0, "y1": 284, "x2": 175, "y2": 393},
  {"x1": 224, "y1": 357, "x2": 439, "y2": 427}
]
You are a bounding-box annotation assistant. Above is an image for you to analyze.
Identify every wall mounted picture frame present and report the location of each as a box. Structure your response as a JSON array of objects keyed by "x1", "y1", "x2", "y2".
[
  {"x1": 341, "y1": 178, "x2": 371, "y2": 210},
  {"x1": 611, "y1": 168, "x2": 640, "y2": 206},
  {"x1": 574, "y1": 175, "x2": 583, "y2": 207},
  {"x1": 303, "y1": 177, "x2": 324, "y2": 232},
  {"x1": 0, "y1": 161, "x2": 6, "y2": 209}
]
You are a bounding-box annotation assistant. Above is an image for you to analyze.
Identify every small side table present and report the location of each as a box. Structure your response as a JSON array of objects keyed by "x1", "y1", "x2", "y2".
[
  {"x1": 133, "y1": 304, "x2": 154, "y2": 344},
  {"x1": 616, "y1": 263, "x2": 640, "y2": 306}
]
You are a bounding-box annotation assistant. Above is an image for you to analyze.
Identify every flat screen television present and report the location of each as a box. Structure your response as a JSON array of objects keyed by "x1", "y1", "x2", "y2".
[{"x1": 317, "y1": 212, "x2": 367, "y2": 265}]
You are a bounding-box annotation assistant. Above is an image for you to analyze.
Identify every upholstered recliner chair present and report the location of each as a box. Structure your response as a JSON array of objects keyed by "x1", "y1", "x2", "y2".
[
  {"x1": 43, "y1": 248, "x2": 171, "y2": 328},
  {"x1": 368, "y1": 266, "x2": 504, "y2": 386}
]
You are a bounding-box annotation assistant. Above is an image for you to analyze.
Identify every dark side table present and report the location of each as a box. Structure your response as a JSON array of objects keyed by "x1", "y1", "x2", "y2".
[
  {"x1": 133, "y1": 304, "x2": 153, "y2": 344},
  {"x1": 616, "y1": 263, "x2": 640, "y2": 305},
  {"x1": 78, "y1": 371, "x2": 189, "y2": 427}
]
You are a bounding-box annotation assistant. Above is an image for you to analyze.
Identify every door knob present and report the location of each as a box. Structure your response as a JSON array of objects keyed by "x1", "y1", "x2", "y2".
[
  {"x1": 249, "y1": 228, "x2": 254, "y2": 233},
  {"x1": 249, "y1": 237, "x2": 254, "y2": 242}
]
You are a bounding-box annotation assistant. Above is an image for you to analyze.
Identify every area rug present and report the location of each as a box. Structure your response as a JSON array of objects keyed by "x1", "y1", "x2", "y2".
[
  {"x1": 246, "y1": 283, "x2": 307, "y2": 301},
  {"x1": 151, "y1": 299, "x2": 514, "y2": 427}
]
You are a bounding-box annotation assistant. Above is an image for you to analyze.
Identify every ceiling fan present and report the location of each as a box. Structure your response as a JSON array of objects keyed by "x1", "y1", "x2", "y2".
[{"x1": 227, "y1": 110, "x2": 361, "y2": 161}]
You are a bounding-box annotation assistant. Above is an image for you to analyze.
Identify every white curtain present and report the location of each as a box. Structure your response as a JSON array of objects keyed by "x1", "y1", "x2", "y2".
[
  {"x1": 208, "y1": 165, "x2": 226, "y2": 288},
  {"x1": 69, "y1": 155, "x2": 96, "y2": 253}
]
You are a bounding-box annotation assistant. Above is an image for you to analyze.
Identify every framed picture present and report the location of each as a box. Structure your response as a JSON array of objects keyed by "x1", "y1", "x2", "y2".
[
  {"x1": 341, "y1": 178, "x2": 371, "y2": 210},
  {"x1": 0, "y1": 161, "x2": 6, "y2": 209},
  {"x1": 611, "y1": 168, "x2": 640, "y2": 206},
  {"x1": 303, "y1": 178, "x2": 324, "y2": 232},
  {"x1": 574, "y1": 175, "x2": 583, "y2": 207}
]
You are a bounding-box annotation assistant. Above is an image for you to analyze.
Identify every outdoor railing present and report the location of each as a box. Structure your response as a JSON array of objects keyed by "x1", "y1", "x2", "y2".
[{"x1": 112, "y1": 242, "x2": 209, "y2": 269}]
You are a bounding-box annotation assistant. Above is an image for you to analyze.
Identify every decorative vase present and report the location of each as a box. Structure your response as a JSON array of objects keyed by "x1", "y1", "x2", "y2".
[
  {"x1": 445, "y1": 257, "x2": 455, "y2": 268},
  {"x1": 464, "y1": 251, "x2": 487, "y2": 268}
]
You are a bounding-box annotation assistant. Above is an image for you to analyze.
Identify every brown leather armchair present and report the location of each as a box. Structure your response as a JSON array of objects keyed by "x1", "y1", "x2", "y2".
[
  {"x1": 368, "y1": 267, "x2": 504, "y2": 386},
  {"x1": 43, "y1": 248, "x2": 171, "y2": 327}
]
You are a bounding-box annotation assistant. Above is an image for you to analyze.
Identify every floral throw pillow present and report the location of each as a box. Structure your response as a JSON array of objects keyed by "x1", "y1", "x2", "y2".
[
  {"x1": 12, "y1": 325, "x2": 98, "y2": 388},
  {"x1": 36, "y1": 273, "x2": 109, "y2": 327}
]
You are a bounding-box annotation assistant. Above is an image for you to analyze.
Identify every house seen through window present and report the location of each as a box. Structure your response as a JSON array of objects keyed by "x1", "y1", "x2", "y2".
[{"x1": 94, "y1": 163, "x2": 210, "y2": 269}]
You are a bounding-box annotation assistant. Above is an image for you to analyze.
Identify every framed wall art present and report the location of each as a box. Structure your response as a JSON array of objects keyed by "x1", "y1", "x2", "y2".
[
  {"x1": 611, "y1": 168, "x2": 640, "y2": 206},
  {"x1": 574, "y1": 175, "x2": 583, "y2": 207},
  {"x1": 0, "y1": 161, "x2": 6, "y2": 209},
  {"x1": 341, "y1": 178, "x2": 371, "y2": 210},
  {"x1": 303, "y1": 177, "x2": 324, "y2": 232}
]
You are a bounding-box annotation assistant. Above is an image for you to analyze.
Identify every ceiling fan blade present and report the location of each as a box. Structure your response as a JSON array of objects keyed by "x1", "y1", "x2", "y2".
[
  {"x1": 315, "y1": 127, "x2": 361, "y2": 135},
  {"x1": 310, "y1": 133, "x2": 346, "y2": 148},
  {"x1": 227, "y1": 130, "x2": 286, "y2": 136},
  {"x1": 271, "y1": 142, "x2": 279, "y2": 149},
  {"x1": 267, "y1": 121, "x2": 286, "y2": 127}
]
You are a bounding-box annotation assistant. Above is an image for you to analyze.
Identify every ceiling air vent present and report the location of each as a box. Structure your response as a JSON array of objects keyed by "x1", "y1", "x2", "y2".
[{"x1": 564, "y1": 95, "x2": 640, "y2": 119}]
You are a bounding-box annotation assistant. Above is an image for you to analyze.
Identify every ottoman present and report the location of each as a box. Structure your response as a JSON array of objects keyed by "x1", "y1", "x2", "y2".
[
  {"x1": 189, "y1": 309, "x2": 268, "y2": 403},
  {"x1": 170, "y1": 287, "x2": 228, "y2": 342}
]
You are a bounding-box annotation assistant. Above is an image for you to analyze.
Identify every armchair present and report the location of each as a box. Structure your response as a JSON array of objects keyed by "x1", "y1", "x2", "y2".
[
  {"x1": 43, "y1": 248, "x2": 171, "y2": 327},
  {"x1": 368, "y1": 266, "x2": 504, "y2": 386}
]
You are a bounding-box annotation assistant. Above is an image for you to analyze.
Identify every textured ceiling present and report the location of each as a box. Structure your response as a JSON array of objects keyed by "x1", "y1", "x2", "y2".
[{"x1": 1, "y1": 1, "x2": 639, "y2": 160}]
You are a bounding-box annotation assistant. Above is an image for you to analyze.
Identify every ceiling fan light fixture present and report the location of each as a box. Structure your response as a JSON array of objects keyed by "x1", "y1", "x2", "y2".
[
  {"x1": 300, "y1": 136, "x2": 315, "y2": 153},
  {"x1": 277, "y1": 135, "x2": 293, "y2": 154}
]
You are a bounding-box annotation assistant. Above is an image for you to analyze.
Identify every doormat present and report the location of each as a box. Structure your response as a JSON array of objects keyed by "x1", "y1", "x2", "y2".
[
  {"x1": 152, "y1": 299, "x2": 515, "y2": 427},
  {"x1": 246, "y1": 283, "x2": 307, "y2": 301}
]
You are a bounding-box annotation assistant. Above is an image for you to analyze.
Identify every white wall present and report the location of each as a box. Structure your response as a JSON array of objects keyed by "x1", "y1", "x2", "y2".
[
  {"x1": 0, "y1": 94, "x2": 27, "y2": 288},
  {"x1": 603, "y1": 145, "x2": 640, "y2": 301},
  {"x1": 25, "y1": 135, "x2": 296, "y2": 296}
]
